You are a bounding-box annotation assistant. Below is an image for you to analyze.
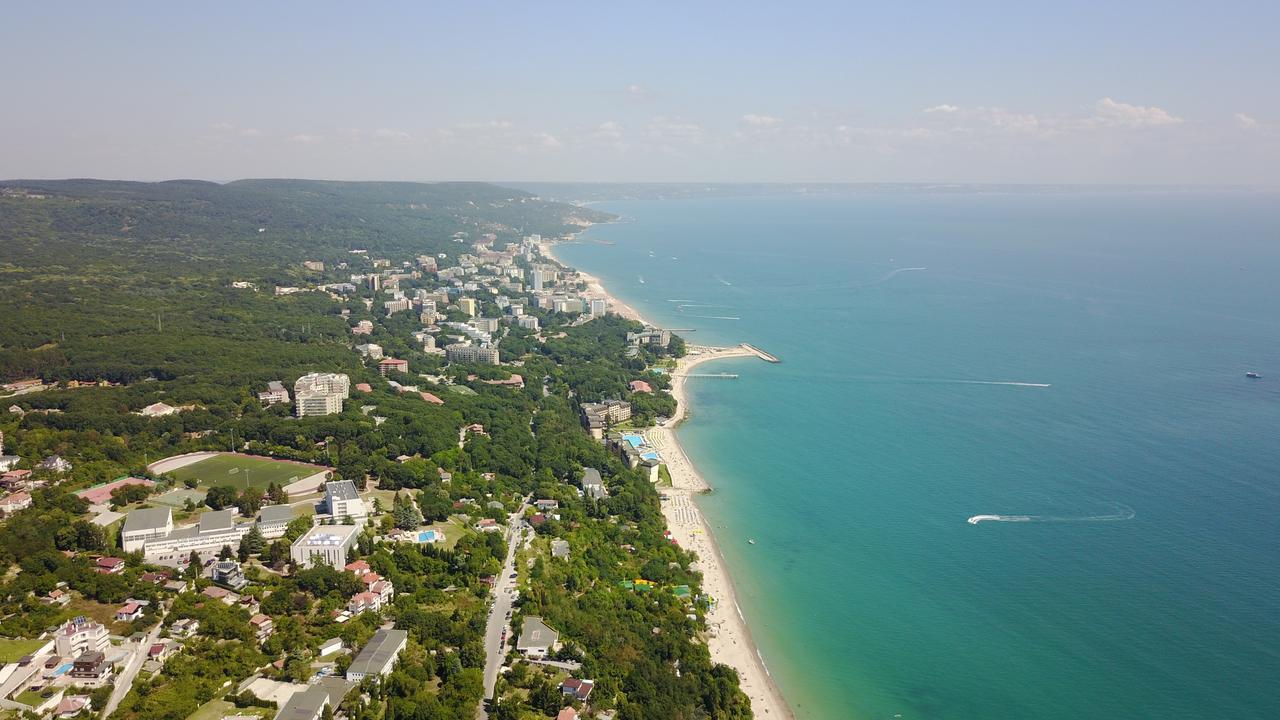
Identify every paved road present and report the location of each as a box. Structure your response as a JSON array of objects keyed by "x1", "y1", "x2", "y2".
[
  {"x1": 102, "y1": 616, "x2": 165, "y2": 717},
  {"x1": 476, "y1": 498, "x2": 531, "y2": 719}
]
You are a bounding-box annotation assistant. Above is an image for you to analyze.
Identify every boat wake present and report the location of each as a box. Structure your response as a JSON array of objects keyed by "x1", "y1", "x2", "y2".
[
  {"x1": 714, "y1": 275, "x2": 733, "y2": 286},
  {"x1": 860, "y1": 266, "x2": 927, "y2": 287},
  {"x1": 968, "y1": 503, "x2": 1135, "y2": 525},
  {"x1": 690, "y1": 315, "x2": 741, "y2": 321},
  {"x1": 953, "y1": 380, "x2": 1051, "y2": 388}
]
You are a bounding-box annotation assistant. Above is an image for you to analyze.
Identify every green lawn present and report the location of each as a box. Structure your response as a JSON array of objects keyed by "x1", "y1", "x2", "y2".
[
  {"x1": 165, "y1": 453, "x2": 325, "y2": 491},
  {"x1": 0, "y1": 638, "x2": 46, "y2": 663},
  {"x1": 15, "y1": 688, "x2": 56, "y2": 708}
]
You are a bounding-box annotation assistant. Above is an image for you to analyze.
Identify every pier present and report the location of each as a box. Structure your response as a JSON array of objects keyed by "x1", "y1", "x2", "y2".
[
  {"x1": 681, "y1": 373, "x2": 739, "y2": 379},
  {"x1": 741, "y1": 343, "x2": 780, "y2": 363}
]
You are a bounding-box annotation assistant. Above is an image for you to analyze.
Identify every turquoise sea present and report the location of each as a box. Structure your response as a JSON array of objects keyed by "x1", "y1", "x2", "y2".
[{"x1": 556, "y1": 191, "x2": 1280, "y2": 720}]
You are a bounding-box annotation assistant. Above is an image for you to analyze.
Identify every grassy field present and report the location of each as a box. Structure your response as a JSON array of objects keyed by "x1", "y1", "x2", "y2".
[
  {"x1": 188, "y1": 699, "x2": 272, "y2": 720},
  {"x1": 165, "y1": 453, "x2": 323, "y2": 491},
  {"x1": 0, "y1": 638, "x2": 47, "y2": 662}
]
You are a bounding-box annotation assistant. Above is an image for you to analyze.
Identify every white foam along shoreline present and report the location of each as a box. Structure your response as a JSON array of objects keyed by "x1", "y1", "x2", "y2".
[{"x1": 540, "y1": 235, "x2": 795, "y2": 719}]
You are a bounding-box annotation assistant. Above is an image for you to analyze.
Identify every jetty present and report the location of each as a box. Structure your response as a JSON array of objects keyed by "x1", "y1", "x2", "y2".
[
  {"x1": 683, "y1": 373, "x2": 739, "y2": 379},
  {"x1": 741, "y1": 343, "x2": 780, "y2": 363}
]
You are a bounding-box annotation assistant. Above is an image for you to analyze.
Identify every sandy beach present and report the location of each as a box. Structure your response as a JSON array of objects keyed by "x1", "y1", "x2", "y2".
[{"x1": 540, "y1": 238, "x2": 794, "y2": 719}]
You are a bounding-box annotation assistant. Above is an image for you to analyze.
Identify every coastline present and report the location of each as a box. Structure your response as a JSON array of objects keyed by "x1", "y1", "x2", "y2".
[{"x1": 541, "y1": 237, "x2": 794, "y2": 719}]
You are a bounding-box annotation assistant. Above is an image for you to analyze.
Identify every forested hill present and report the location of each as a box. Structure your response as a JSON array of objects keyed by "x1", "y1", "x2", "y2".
[{"x1": 0, "y1": 179, "x2": 612, "y2": 382}]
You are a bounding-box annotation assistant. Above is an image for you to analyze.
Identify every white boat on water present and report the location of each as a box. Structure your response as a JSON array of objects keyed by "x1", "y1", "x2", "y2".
[
  {"x1": 638, "y1": 275, "x2": 646, "y2": 284},
  {"x1": 967, "y1": 515, "x2": 1001, "y2": 525}
]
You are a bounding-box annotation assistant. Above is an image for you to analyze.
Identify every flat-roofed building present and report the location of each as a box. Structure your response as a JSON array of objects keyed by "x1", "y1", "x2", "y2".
[
  {"x1": 444, "y1": 343, "x2": 499, "y2": 365},
  {"x1": 121, "y1": 507, "x2": 174, "y2": 552},
  {"x1": 345, "y1": 628, "x2": 408, "y2": 682},
  {"x1": 294, "y1": 373, "x2": 350, "y2": 418},
  {"x1": 324, "y1": 480, "x2": 367, "y2": 523},
  {"x1": 290, "y1": 524, "x2": 360, "y2": 570},
  {"x1": 258, "y1": 381, "x2": 290, "y2": 406},
  {"x1": 256, "y1": 504, "x2": 296, "y2": 538},
  {"x1": 137, "y1": 509, "x2": 252, "y2": 559}
]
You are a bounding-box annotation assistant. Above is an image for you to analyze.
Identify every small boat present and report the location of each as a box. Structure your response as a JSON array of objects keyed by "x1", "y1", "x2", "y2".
[
  {"x1": 1246, "y1": 371, "x2": 1261, "y2": 379},
  {"x1": 637, "y1": 275, "x2": 646, "y2": 284},
  {"x1": 747, "y1": 538, "x2": 756, "y2": 545}
]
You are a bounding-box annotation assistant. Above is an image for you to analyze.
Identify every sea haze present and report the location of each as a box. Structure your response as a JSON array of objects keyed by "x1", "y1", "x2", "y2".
[{"x1": 556, "y1": 190, "x2": 1280, "y2": 720}]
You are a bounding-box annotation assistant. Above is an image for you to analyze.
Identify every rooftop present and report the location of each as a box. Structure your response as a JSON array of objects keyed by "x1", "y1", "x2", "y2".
[
  {"x1": 122, "y1": 507, "x2": 172, "y2": 534},
  {"x1": 325, "y1": 480, "x2": 360, "y2": 502},
  {"x1": 347, "y1": 628, "x2": 408, "y2": 677}
]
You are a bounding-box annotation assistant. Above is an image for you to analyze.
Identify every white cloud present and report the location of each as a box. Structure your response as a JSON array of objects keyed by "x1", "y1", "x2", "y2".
[
  {"x1": 741, "y1": 114, "x2": 783, "y2": 127},
  {"x1": 646, "y1": 116, "x2": 704, "y2": 143},
  {"x1": 372, "y1": 128, "x2": 411, "y2": 140},
  {"x1": 288, "y1": 134, "x2": 322, "y2": 143},
  {"x1": 592, "y1": 121, "x2": 625, "y2": 141},
  {"x1": 210, "y1": 122, "x2": 235, "y2": 131},
  {"x1": 239, "y1": 128, "x2": 261, "y2": 137},
  {"x1": 1092, "y1": 97, "x2": 1182, "y2": 128},
  {"x1": 536, "y1": 133, "x2": 562, "y2": 148},
  {"x1": 627, "y1": 84, "x2": 650, "y2": 98},
  {"x1": 1235, "y1": 113, "x2": 1258, "y2": 129},
  {"x1": 924, "y1": 104, "x2": 960, "y2": 114}
]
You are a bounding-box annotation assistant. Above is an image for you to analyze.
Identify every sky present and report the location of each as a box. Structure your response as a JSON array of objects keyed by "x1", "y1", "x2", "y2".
[{"x1": 2, "y1": 1, "x2": 1277, "y2": 185}]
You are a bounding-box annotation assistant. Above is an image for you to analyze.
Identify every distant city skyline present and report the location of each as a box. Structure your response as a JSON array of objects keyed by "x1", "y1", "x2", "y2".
[{"x1": 2, "y1": 1, "x2": 1277, "y2": 185}]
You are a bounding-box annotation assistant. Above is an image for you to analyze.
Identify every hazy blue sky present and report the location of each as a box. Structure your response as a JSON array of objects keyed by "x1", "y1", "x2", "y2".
[{"x1": 2, "y1": 1, "x2": 1277, "y2": 184}]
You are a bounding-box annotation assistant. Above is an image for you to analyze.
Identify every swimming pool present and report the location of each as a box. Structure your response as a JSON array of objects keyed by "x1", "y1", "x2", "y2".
[
  {"x1": 51, "y1": 663, "x2": 72, "y2": 677},
  {"x1": 622, "y1": 434, "x2": 647, "y2": 448},
  {"x1": 417, "y1": 530, "x2": 439, "y2": 543}
]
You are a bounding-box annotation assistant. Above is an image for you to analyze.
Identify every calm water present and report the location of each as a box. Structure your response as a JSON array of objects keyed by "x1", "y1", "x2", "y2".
[{"x1": 558, "y1": 191, "x2": 1280, "y2": 720}]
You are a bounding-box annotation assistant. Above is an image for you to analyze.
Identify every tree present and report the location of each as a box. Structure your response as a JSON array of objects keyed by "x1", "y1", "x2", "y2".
[
  {"x1": 391, "y1": 494, "x2": 422, "y2": 530},
  {"x1": 205, "y1": 485, "x2": 238, "y2": 510},
  {"x1": 240, "y1": 525, "x2": 265, "y2": 558},
  {"x1": 284, "y1": 516, "x2": 314, "y2": 542},
  {"x1": 185, "y1": 551, "x2": 202, "y2": 580},
  {"x1": 219, "y1": 544, "x2": 233, "y2": 560},
  {"x1": 238, "y1": 487, "x2": 265, "y2": 516}
]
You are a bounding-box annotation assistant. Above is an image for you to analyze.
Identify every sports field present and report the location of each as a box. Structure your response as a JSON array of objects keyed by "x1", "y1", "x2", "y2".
[{"x1": 163, "y1": 453, "x2": 324, "y2": 491}]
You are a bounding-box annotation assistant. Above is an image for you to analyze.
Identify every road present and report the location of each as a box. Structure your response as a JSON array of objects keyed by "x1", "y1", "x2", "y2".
[
  {"x1": 102, "y1": 615, "x2": 165, "y2": 717},
  {"x1": 476, "y1": 497, "x2": 531, "y2": 719}
]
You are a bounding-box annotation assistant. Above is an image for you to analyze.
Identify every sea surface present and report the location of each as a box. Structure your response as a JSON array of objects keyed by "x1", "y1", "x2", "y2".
[{"x1": 555, "y1": 190, "x2": 1280, "y2": 720}]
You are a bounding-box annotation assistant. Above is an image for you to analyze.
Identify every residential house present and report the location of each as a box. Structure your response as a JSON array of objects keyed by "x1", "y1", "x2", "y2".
[
  {"x1": 115, "y1": 601, "x2": 144, "y2": 622},
  {"x1": 54, "y1": 696, "x2": 92, "y2": 718},
  {"x1": 0, "y1": 491, "x2": 32, "y2": 516},
  {"x1": 211, "y1": 560, "x2": 248, "y2": 590},
  {"x1": 580, "y1": 467, "x2": 608, "y2": 500},
  {"x1": 139, "y1": 402, "x2": 177, "y2": 417},
  {"x1": 55, "y1": 617, "x2": 109, "y2": 656},
  {"x1": 37, "y1": 455, "x2": 73, "y2": 473},
  {"x1": 516, "y1": 617, "x2": 560, "y2": 659},
  {"x1": 95, "y1": 557, "x2": 126, "y2": 574},
  {"x1": 250, "y1": 614, "x2": 274, "y2": 641},
  {"x1": 169, "y1": 618, "x2": 200, "y2": 638},
  {"x1": 561, "y1": 677, "x2": 595, "y2": 702},
  {"x1": 67, "y1": 651, "x2": 113, "y2": 686},
  {"x1": 628, "y1": 380, "x2": 652, "y2": 393}
]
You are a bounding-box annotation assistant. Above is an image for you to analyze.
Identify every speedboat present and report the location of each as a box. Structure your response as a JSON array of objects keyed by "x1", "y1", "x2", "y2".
[{"x1": 1246, "y1": 371, "x2": 1261, "y2": 379}]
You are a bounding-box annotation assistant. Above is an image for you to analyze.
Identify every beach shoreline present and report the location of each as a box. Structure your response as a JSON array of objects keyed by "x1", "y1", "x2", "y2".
[{"x1": 540, "y1": 237, "x2": 795, "y2": 719}]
